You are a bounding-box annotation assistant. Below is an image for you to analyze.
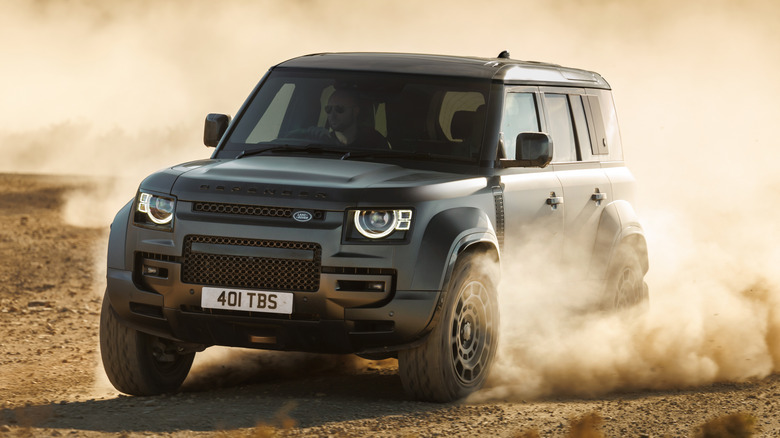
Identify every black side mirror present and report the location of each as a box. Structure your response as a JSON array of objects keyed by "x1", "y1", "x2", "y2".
[
  {"x1": 499, "y1": 132, "x2": 553, "y2": 168},
  {"x1": 203, "y1": 113, "x2": 231, "y2": 147},
  {"x1": 517, "y1": 132, "x2": 552, "y2": 167}
]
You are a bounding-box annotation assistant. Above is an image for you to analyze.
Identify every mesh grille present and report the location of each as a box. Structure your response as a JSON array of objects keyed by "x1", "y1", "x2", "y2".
[
  {"x1": 181, "y1": 235, "x2": 321, "y2": 291},
  {"x1": 192, "y1": 202, "x2": 324, "y2": 220}
]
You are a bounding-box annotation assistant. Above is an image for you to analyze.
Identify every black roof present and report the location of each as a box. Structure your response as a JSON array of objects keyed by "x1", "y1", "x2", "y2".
[{"x1": 276, "y1": 52, "x2": 610, "y2": 89}]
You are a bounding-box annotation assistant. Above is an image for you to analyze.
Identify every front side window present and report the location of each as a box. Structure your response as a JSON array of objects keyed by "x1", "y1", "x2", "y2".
[
  {"x1": 499, "y1": 92, "x2": 539, "y2": 159},
  {"x1": 218, "y1": 69, "x2": 491, "y2": 164}
]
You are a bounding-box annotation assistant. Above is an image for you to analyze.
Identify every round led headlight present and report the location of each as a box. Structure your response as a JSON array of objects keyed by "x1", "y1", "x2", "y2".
[
  {"x1": 138, "y1": 192, "x2": 175, "y2": 225},
  {"x1": 355, "y1": 210, "x2": 398, "y2": 239},
  {"x1": 353, "y1": 209, "x2": 412, "y2": 239}
]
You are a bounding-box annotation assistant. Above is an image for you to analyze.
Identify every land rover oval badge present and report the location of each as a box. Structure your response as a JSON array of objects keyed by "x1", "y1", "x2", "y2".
[{"x1": 293, "y1": 210, "x2": 313, "y2": 222}]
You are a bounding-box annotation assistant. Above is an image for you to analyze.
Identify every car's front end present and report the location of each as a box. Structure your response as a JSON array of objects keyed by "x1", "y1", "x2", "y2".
[{"x1": 106, "y1": 155, "x2": 496, "y2": 355}]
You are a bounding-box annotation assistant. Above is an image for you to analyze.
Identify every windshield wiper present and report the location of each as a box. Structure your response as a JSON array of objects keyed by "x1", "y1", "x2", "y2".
[{"x1": 237, "y1": 145, "x2": 350, "y2": 159}]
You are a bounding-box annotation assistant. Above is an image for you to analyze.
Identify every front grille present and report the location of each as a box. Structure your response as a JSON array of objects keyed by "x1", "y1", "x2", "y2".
[
  {"x1": 181, "y1": 235, "x2": 321, "y2": 291},
  {"x1": 192, "y1": 202, "x2": 324, "y2": 220}
]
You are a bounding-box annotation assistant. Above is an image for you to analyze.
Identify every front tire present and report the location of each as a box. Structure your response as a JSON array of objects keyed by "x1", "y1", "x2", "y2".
[
  {"x1": 99, "y1": 293, "x2": 194, "y2": 395},
  {"x1": 398, "y1": 252, "x2": 499, "y2": 402}
]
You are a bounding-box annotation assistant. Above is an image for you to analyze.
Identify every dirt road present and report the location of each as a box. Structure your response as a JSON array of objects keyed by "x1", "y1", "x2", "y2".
[{"x1": 1, "y1": 173, "x2": 777, "y2": 437}]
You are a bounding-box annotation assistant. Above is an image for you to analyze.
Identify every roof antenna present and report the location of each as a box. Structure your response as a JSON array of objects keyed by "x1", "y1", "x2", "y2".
[{"x1": 497, "y1": 50, "x2": 510, "y2": 59}]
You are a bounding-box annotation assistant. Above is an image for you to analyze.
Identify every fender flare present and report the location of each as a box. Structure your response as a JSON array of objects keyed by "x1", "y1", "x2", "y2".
[
  {"x1": 107, "y1": 200, "x2": 133, "y2": 271},
  {"x1": 591, "y1": 200, "x2": 649, "y2": 281},
  {"x1": 405, "y1": 207, "x2": 500, "y2": 346},
  {"x1": 410, "y1": 207, "x2": 499, "y2": 292}
]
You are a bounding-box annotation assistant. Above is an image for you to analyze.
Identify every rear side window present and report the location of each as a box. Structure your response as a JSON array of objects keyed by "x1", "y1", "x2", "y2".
[
  {"x1": 583, "y1": 95, "x2": 609, "y2": 155},
  {"x1": 544, "y1": 94, "x2": 576, "y2": 163},
  {"x1": 540, "y1": 91, "x2": 608, "y2": 163},
  {"x1": 569, "y1": 95, "x2": 593, "y2": 160}
]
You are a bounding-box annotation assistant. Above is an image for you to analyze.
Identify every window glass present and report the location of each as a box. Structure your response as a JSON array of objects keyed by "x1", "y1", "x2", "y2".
[
  {"x1": 500, "y1": 93, "x2": 539, "y2": 159},
  {"x1": 544, "y1": 94, "x2": 576, "y2": 162},
  {"x1": 585, "y1": 94, "x2": 610, "y2": 155},
  {"x1": 569, "y1": 95, "x2": 592, "y2": 161},
  {"x1": 374, "y1": 102, "x2": 387, "y2": 136},
  {"x1": 246, "y1": 83, "x2": 295, "y2": 143},
  {"x1": 439, "y1": 92, "x2": 486, "y2": 141},
  {"x1": 221, "y1": 69, "x2": 490, "y2": 163}
]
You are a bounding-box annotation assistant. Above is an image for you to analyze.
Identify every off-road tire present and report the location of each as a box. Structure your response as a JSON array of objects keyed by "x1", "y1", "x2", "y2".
[
  {"x1": 605, "y1": 246, "x2": 648, "y2": 309},
  {"x1": 398, "y1": 252, "x2": 499, "y2": 402},
  {"x1": 99, "y1": 293, "x2": 194, "y2": 395}
]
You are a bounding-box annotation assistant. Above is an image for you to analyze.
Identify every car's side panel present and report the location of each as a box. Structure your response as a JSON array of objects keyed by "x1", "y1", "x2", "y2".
[
  {"x1": 411, "y1": 207, "x2": 498, "y2": 292},
  {"x1": 552, "y1": 163, "x2": 611, "y2": 279},
  {"x1": 500, "y1": 169, "x2": 565, "y2": 265}
]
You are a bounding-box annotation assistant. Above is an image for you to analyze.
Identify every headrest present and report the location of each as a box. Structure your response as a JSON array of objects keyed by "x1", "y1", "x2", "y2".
[{"x1": 451, "y1": 110, "x2": 475, "y2": 141}]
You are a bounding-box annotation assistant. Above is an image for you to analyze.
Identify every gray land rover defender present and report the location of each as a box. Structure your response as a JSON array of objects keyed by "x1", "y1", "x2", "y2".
[{"x1": 100, "y1": 52, "x2": 648, "y2": 402}]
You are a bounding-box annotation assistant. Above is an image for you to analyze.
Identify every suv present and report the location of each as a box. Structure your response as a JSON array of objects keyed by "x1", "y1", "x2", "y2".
[{"x1": 100, "y1": 52, "x2": 648, "y2": 402}]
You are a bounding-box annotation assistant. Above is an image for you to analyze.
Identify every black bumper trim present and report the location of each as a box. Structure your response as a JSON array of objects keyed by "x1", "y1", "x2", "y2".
[{"x1": 106, "y1": 267, "x2": 440, "y2": 354}]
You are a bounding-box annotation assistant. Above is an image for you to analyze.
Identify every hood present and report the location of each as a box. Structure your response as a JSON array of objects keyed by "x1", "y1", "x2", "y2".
[{"x1": 154, "y1": 156, "x2": 487, "y2": 207}]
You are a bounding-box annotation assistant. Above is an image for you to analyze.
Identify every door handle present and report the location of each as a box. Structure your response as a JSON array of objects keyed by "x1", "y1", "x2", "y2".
[
  {"x1": 546, "y1": 192, "x2": 563, "y2": 210},
  {"x1": 591, "y1": 188, "x2": 607, "y2": 206}
]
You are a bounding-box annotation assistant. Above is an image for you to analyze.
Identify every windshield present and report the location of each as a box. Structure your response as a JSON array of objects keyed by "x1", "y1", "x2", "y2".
[{"x1": 217, "y1": 68, "x2": 490, "y2": 163}]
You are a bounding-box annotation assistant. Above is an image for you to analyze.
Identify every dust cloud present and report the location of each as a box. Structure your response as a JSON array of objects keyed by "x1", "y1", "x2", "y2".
[
  {"x1": 4, "y1": 0, "x2": 780, "y2": 399},
  {"x1": 476, "y1": 0, "x2": 780, "y2": 400}
]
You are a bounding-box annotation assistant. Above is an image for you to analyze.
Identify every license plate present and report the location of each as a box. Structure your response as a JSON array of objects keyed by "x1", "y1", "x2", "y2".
[{"x1": 201, "y1": 287, "x2": 293, "y2": 314}]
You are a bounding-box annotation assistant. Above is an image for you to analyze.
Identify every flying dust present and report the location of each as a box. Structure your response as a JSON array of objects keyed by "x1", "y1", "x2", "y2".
[{"x1": 3, "y1": 0, "x2": 780, "y2": 400}]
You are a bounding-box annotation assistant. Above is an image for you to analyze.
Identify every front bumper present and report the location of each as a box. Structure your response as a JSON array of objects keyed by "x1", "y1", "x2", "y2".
[{"x1": 106, "y1": 263, "x2": 440, "y2": 354}]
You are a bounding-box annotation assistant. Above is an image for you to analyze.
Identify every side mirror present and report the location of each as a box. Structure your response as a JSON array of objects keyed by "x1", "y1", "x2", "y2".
[
  {"x1": 517, "y1": 132, "x2": 552, "y2": 167},
  {"x1": 203, "y1": 113, "x2": 231, "y2": 147},
  {"x1": 500, "y1": 132, "x2": 552, "y2": 168}
]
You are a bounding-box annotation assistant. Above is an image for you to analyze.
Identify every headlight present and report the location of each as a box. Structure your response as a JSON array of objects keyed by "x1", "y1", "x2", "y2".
[
  {"x1": 353, "y1": 209, "x2": 412, "y2": 239},
  {"x1": 135, "y1": 191, "x2": 176, "y2": 230}
]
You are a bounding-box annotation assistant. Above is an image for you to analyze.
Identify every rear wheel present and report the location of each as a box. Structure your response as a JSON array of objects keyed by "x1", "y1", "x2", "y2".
[
  {"x1": 99, "y1": 293, "x2": 194, "y2": 395},
  {"x1": 398, "y1": 252, "x2": 499, "y2": 402},
  {"x1": 605, "y1": 246, "x2": 648, "y2": 309}
]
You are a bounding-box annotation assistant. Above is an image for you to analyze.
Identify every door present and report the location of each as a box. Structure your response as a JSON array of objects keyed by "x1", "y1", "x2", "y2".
[
  {"x1": 499, "y1": 88, "x2": 565, "y2": 271},
  {"x1": 540, "y1": 90, "x2": 611, "y2": 280}
]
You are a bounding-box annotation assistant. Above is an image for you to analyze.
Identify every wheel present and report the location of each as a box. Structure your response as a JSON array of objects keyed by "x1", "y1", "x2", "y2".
[
  {"x1": 99, "y1": 293, "x2": 194, "y2": 395},
  {"x1": 604, "y1": 246, "x2": 648, "y2": 309},
  {"x1": 398, "y1": 252, "x2": 499, "y2": 402}
]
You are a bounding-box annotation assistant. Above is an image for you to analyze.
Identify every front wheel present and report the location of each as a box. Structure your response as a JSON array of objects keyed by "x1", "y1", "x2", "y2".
[
  {"x1": 398, "y1": 252, "x2": 499, "y2": 402},
  {"x1": 99, "y1": 293, "x2": 194, "y2": 395}
]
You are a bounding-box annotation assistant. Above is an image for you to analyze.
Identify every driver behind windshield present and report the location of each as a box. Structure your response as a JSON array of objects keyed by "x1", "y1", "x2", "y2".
[{"x1": 291, "y1": 88, "x2": 388, "y2": 149}]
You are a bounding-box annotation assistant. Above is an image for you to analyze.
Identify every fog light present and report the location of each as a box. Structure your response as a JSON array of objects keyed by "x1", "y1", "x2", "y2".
[
  {"x1": 143, "y1": 265, "x2": 159, "y2": 276},
  {"x1": 336, "y1": 280, "x2": 386, "y2": 292},
  {"x1": 367, "y1": 281, "x2": 385, "y2": 292}
]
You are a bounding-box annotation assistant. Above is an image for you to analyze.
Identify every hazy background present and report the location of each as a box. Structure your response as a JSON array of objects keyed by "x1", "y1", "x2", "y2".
[{"x1": 4, "y1": 0, "x2": 780, "y2": 399}]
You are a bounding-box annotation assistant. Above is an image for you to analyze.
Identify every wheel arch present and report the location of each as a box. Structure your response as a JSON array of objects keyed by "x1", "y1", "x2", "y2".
[
  {"x1": 410, "y1": 207, "x2": 500, "y2": 292},
  {"x1": 405, "y1": 208, "x2": 499, "y2": 343},
  {"x1": 591, "y1": 200, "x2": 649, "y2": 281},
  {"x1": 107, "y1": 200, "x2": 133, "y2": 271}
]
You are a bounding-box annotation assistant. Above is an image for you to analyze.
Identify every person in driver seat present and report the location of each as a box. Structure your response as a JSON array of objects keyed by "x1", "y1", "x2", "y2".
[{"x1": 324, "y1": 89, "x2": 387, "y2": 149}]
